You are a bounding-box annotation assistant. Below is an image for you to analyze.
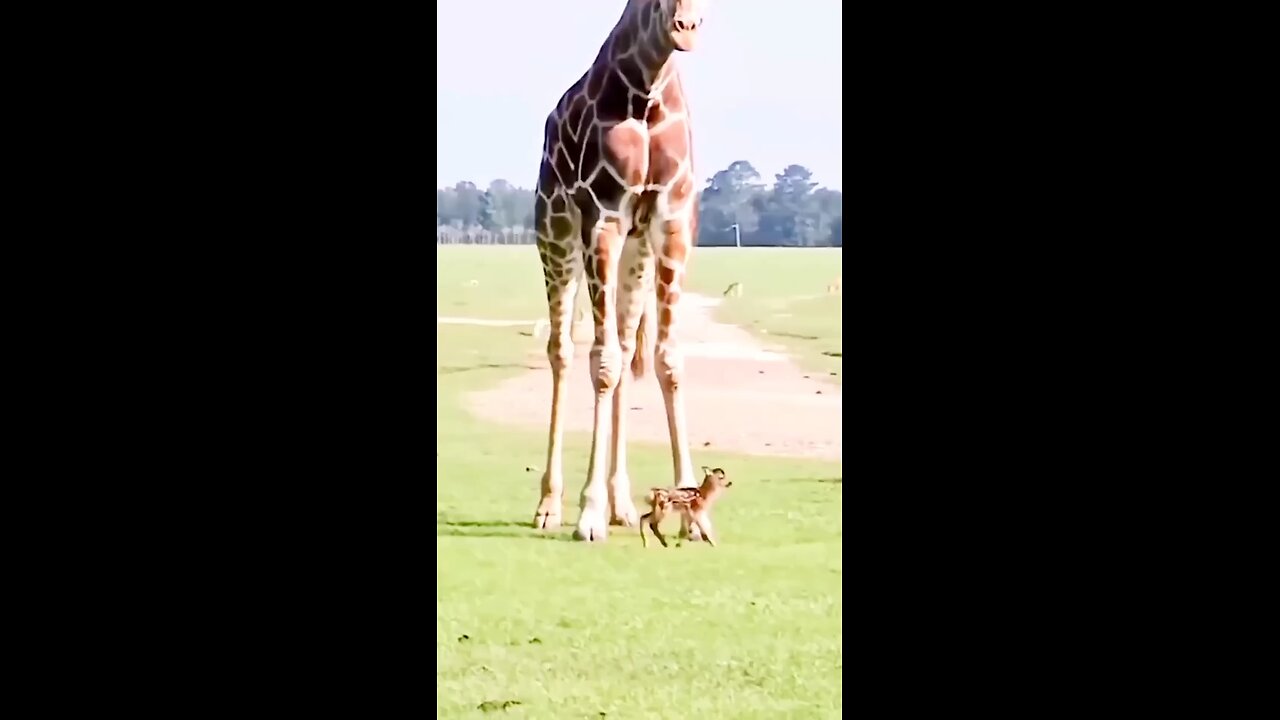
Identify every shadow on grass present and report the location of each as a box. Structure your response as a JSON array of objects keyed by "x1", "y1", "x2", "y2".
[
  {"x1": 439, "y1": 520, "x2": 529, "y2": 529},
  {"x1": 439, "y1": 363, "x2": 542, "y2": 375},
  {"x1": 437, "y1": 526, "x2": 578, "y2": 542},
  {"x1": 436, "y1": 519, "x2": 579, "y2": 542}
]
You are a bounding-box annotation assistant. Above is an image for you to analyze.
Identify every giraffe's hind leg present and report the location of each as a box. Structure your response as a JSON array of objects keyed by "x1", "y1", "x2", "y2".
[
  {"x1": 606, "y1": 228, "x2": 654, "y2": 527},
  {"x1": 532, "y1": 186, "x2": 582, "y2": 530},
  {"x1": 649, "y1": 212, "x2": 702, "y2": 541}
]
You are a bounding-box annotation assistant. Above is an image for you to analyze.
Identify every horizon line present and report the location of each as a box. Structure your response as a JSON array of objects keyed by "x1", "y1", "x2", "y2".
[{"x1": 437, "y1": 175, "x2": 842, "y2": 192}]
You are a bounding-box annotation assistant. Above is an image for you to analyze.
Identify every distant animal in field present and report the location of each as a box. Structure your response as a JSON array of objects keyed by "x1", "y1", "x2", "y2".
[
  {"x1": 723, "y1": 282, "x2": 743, "y2": 298},
  {"x1": 640, "y1": 466, "x2": 733, "y2": 548}
]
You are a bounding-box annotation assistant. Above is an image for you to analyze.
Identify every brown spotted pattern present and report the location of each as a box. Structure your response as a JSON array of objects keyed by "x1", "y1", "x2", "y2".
[{"x1": 639, "y1": 466, "x2": 732, "y2": 548}]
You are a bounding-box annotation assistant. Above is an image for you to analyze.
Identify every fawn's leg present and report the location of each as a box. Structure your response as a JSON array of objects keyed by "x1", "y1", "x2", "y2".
[
  {"x1": 695, "y1": 513, "x2": 718, "y2": 548},
  {"x1": 639, "y1": 510, "x2": 669, "y2": 548},
  {"x1": 648, "y1": 510, "x2": 670, "y2": 548}
]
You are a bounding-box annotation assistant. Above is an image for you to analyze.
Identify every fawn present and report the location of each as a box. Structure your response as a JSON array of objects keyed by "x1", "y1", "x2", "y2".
[{"x1": 640, "y1": 467, "x2": 733, "y2": 548}]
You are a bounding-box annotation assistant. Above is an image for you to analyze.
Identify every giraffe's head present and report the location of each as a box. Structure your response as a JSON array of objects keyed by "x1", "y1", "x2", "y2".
[{"x1": 663, "y1": 0, "x2": 711, "y2": 52}]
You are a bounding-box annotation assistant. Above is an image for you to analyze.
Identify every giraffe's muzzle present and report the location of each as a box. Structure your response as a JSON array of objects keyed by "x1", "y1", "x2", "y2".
[{"x1": 670, "y1": 17, "x2": 703, "y2": 51}]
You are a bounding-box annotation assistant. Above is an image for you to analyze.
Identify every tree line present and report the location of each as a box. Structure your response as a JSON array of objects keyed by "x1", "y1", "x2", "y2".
[{"x1": 436, "y1": 160, "x2": 841, "y2": 247}]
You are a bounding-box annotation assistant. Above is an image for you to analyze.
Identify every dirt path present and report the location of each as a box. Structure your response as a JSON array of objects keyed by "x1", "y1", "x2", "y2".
[{"x1": 457, "y1": 294, "x2": 842, "y2": 463}]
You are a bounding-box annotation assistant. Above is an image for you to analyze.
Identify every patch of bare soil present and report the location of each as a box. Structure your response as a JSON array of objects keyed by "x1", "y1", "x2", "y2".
[{"x1": 462, "y1": 294, "x2": 841, "y2": 463}]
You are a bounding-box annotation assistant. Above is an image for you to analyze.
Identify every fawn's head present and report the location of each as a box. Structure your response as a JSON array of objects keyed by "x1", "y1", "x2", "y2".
[{"x1": 699, "y1": 466, "x2": 732, "y2": 493}]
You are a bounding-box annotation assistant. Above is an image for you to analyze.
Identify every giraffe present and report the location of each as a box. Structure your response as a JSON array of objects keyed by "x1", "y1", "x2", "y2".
[{"x1": 531, "y1": 0, "x2": 712, "y2": 542}]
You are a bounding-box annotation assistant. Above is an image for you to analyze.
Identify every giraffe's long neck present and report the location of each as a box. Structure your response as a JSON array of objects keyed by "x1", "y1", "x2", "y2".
[{"x1": 597, "y1": 1, "x2": 677, "y2": 93}]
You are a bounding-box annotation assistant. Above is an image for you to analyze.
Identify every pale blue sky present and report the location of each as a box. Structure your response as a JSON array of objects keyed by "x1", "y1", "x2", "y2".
[{"x1": 436, "y1": 0, "x2": 843, "y2": 191}]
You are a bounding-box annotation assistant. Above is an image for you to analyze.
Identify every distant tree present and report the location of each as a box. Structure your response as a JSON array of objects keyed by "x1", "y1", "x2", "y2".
[
  {"x1": 754, "y1": 165, "x2": 820, "y2": 246},
  {"x1": 773, "y1": 164, "x2": 819, "y2": 196},
  {"x1": 478, "y1": 188, "x2": 496, "y2": 230},
  {"x1": 812, "y1": 187, "x2": 842, "y2": 249},
  {"x1": 450, "y1": 181, "x2": 484, "y2": 227},
  {"x1": 700, "y1": 160, "x2": 763, "y2": 246}
]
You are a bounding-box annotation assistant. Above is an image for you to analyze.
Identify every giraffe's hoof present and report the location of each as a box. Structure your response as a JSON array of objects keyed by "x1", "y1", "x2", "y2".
[
  {"x1": 573, "y1": 526, "x2": 607, "y2": 542},
  {"x1": 609, "y1": 504, "x2": 638, "y2": 527},
  {"x1": 533, "y1": 499, "x2": 562, "y2": 530},
  {"x1": 573, "y1": 512, "x2": 609, "y2": 542}
]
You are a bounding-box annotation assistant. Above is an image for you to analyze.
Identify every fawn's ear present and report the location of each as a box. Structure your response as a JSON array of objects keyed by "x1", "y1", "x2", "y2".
[
  {"x1": 701, "y1": 466, "x2": 711, "y2": 476},
  {"x1": 712, "y1": 467, "x2": 726, "y2": 478}
]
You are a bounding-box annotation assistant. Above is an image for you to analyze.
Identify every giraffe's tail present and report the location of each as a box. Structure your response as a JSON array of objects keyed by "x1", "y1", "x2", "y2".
[{"x1": 632, "y1": 280, "x2": 657, "y2": 380}]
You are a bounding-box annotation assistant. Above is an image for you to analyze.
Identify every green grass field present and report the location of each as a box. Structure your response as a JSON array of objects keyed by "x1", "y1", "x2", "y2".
[
  {"x1": 436, "y1": 245, "x2": 843, "y2": 718},
  {"x1": 688, "y1": 247, "x2": 843, "y2": 383},
  {"x1": 436, "y1": 245, "x2": 843, "y2": 380}
]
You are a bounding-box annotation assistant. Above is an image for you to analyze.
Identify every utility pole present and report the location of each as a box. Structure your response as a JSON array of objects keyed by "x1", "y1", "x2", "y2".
[{"x1": 726, "y1": 223, "x2": 741, "y2": 248}]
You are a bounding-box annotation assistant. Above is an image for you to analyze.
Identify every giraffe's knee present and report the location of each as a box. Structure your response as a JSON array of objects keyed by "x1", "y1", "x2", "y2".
[
  {"x1": 547, "y1": 337, "x2": 573, "y2": 372},
  {"x1": 617, "y1": 335, "x2": 637, "y2": 365},
  {"x1": 591, "y1": 342, "x2": 623, "y2": 392},
  {"x1": 655, "y1": 344, "x2": 684, "y2": 391}
]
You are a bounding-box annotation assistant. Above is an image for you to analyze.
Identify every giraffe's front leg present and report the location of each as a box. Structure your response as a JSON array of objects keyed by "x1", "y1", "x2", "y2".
[
  {"x1": 533, "y1": 189, "x2": 580, "y2": 531},
  {"x1": 652, "y1": 218, "x2": 701, "y2": 541},
  {"x1": 575, "y1": 217, "x2": 625, "y2": 542},
  {"x1": 607, "y1": 382, "x2": 638, "y2": 528},
  {"x1": 534, "y1": 321, "x2": 572, "y2": 529}
]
